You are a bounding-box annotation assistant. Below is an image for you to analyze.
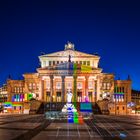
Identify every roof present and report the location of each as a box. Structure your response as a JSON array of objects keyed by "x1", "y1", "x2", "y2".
[{"x1": 39, "y1": 42, "x2": 100, "y2": 59}]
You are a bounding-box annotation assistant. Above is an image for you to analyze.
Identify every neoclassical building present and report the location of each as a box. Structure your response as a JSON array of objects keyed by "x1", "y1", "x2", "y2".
[{"x1": 2, "y1": 42, "x2": 132, "y2": 114}]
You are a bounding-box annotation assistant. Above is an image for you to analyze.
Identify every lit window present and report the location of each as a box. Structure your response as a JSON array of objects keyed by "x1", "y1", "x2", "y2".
[
  {"x1": 33, "y1": 83, "x2": 36, "y2": 89},
  {"x1": 46, "y1": 82, "x2": 50, "y2": 89},
  {"x1": 19, "y1": 87, "x2": 23, "y2": 93},
  {"x1": 67, "y1": 82, "x2": 72, "y2": 89},
  {"x1": 14, "y1": 87, "x2": 17, "y2": 92},
  {"x1": 56, "y1": 82, "x2": 61, "y2": 89},
  {"x1": 36, "y1": 83, "x2": 39, "y2": 90},
  {"x1": 77, "y1": 82, "x2": 82, "y2": 89},
  {"x1": 88, "y1": 81, "x2": 93, "y2": 89},
  {"x1": 43, "y1": 61, "x2": 46, "y2": 66},
  {"x1": 29, "y1": 83, "x2": 32, "y2": 90}
]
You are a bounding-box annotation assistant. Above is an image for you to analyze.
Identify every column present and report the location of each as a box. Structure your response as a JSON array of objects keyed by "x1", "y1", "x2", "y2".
[
  {"x1": 50, "y1": 75, "x2": 54, "y2": 102},
  {"x1": 61, "y1": 76, "x2": 65, "y2": 102},
  {"x1": 43, "y1": 80, "x2": 47, "y2": 102},
  {"x1": 92, "y1": 80, "x2": 95, "y2": 102},
  {"x1": 73, "y1": 75, "x2": 77, "y2": 103},
  {"x1": 96, "y1": 77, "x2": 100, "y2": 101},
  {"x1": 85, "y1": 76, "x2": 89, "y2": 102},
  {"x1": 94, "y1": 80, "x2": 97, "y2": 102},
  {"x1": 41, "y1": 79, "x2": 44, "y2": 101}
]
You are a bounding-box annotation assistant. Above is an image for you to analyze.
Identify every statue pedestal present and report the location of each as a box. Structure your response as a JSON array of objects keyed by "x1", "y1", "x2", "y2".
[{"x1": 62, "y1": 103, "x2": 77, "y2": 113}]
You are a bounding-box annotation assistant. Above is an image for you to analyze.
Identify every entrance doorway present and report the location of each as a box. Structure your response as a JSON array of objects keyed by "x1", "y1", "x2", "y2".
[
  {"x1": 77, "y1": 92, "x2": 82, "y2": 102},
  {"x1": 56, "y1": 92, "x2": 61, "y2": 102},
  {"x1": 46, "y1": 92, "x2": 50, "y2": 102},
  {"x1": 88, "y1": 92, "x2": 92, "y2": 102}
]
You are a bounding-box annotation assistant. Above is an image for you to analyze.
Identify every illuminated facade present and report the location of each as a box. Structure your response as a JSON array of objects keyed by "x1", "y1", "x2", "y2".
[{"x1": 1, "y1": 42, "x2": 132, "y2": 114}]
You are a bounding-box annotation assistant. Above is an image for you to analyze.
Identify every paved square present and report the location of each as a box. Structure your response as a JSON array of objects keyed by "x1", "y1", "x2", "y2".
[{"x1": 0, "y1": 114, "x2": 140, "y2": 140}]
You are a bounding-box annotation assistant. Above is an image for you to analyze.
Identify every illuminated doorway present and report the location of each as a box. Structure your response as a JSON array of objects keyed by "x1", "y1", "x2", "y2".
[{"x1": 56, "y1": 92, "x2": 61, "y2": 102}]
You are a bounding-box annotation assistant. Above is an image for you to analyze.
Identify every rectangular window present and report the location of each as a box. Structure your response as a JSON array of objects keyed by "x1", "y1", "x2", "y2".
[
  {"x1": 36, "y1": 83, "x2": 39, "y2": 90},
  {"x1": 33, "y1": 83, "x2": 36, "y2": 90},
  {"x1": 49, "y1": 61, "x2": 51, "y2": 66},
  {"x1": 119, "y1": 87, "x2": 122, "y2": 92},
  {"x1": 117, "y1": 87, "x2": 119, "y2": 93},
  {"x1": 20, "y1": 87, "x2": 23, "y2": 93},
  {"x1": 29, "y1": 83, "x2": 32, "y2": 90},
  {"x1": 77, "y1": 82, "x2": 82, "y2": 89},
  {"x1": 43, "y1": 61, "x2": 46, "y2": 66},
  {"x1": 46, "y1": 82, "x2": 50, "y2": 89},
  {"x1": 107, "y1": 83, "x2": 110, "y2": 90},
  {"x1": 122, "y1": 87, "x2": 124, "y2": 93},
  {"x1": 67, "y1": 82, "x2": 72, "y2": 89},
  {"x1": 53, "y1": 61, "x2": 55, "y2": 65},
  {"x1": 83, "y1": 61, "x2": 86, "y2": 65},
  {"x1": 88, "y1": 81, "x2": 93, "y2": 89},
  {"x1": 114, "y1": 86, "x2": 117, "y2": 93},
  {"x1": 14, "y1": 87, "x2": 17, "y2": 93},
  {"x1": 87, "y1": 61, "x2": 90, "y2": 66},
  {"x1": 56, "y1": 82, "x2": 61, "y2": 89}
]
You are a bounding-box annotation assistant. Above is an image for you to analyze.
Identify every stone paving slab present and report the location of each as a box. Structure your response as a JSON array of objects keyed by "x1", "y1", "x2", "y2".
[
  {"x1": 39, "y1": 122, "x2": 101, "y2": 139},
  {"x1": 32, "y1": 131, "x2": 103, "y2": 140},
  {"x1": 45, "y1": 123, "x2": 89, "y2": 130},
  {"x1": 0, "y1": 122, "x2": 41, "y2": 130},
  {"x1": 0, "y1": 129, "x2": 27, "y2": 140}
]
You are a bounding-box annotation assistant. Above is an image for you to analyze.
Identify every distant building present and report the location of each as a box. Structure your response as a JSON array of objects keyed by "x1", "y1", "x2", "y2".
[
  {"x1": 0, "y1": 84, "x2": 8, "y2": 103},
  {"x1": 131, "y1": 90, "x2": 140, "y2": 114},
  {"x1": 0, "y1": 42, "x2": 132, "y2": 114}
]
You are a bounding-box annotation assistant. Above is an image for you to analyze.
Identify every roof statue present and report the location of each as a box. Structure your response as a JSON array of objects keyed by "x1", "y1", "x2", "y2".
[{"x1": 65, "y1": 42, "x2": 75, "y2": 50}]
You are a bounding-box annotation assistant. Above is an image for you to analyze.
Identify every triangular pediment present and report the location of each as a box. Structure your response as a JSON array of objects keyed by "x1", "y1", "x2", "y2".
[{"x1": 39, "y1": 50, "x2": 99, "y2": 58}]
